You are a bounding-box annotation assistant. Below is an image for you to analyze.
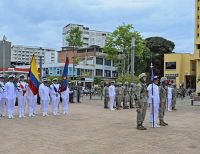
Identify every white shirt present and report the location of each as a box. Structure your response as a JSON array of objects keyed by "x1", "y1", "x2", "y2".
[
  {"x1": 108, "y1": 85, "x2": 116, "y2": 97},
  {"x1": 61, "y1": 87, "x2": 70, "y2": 98},
  {"x1": 147, "y1": 83, "x2": 160, "y2": 104},
  {"x1": 39, "y1": 83, "x2": 50, "y2": 101},
  {"x1": 17, "y1": 81, "x2": 27, "y2": 96},
  {"x1": 5, "y1": 81, "x2": 16, "y2": 99},
  {"x1": 168, "y1": 86, "x2": 173, "y2": 99},
  {"x1": 50, "y1": 83, "x2": 60, "y2": 98},
  {"x1": 26, "y1": 85, "x2": 35, "y2": 98}
]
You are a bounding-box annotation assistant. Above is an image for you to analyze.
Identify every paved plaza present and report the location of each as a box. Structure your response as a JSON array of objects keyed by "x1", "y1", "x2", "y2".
[{"x1": 0, "y1": 96, "x2": 200, "y2": 154}]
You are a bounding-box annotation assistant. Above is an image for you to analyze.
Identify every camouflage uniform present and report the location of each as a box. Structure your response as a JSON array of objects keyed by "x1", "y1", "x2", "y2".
[
  {"x1": 103, "y1": 85, "x2": 109, "y2": 108},
  {"x1": 172, "y1": 84, "x2": 177, "y2": 110},
  {"x1": 115, "y1": 83, "x2": 121, "y2": 110},
  {"x1": 129, "y1": 83, "x2": 136, "y2": 108},
  {"x1": 159, "y1": 77, "x2": 168, "y2": 126},
  {"x1": 123, "y1": 82, "x2": 130, "y2": 109},
  {"x1": 119, "y1": 83, "x2": 123, "y2": 107},
  {"x1": 135, "y1": 80, "x2": 148, "y2": 129}
]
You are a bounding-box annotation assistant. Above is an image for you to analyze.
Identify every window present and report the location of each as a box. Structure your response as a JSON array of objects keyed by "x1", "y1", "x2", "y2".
[
  {"x1": 104, "y1": 70, "x2": 111, "y2": 77},
  {"x1": 96, "y1": 57, "x2": 103, "y2": 65},
  {"x1": 165, "y1": 62, "x2": 176, "y2": 70},
  {"x1": 192, "y1": 63, "x2": 196, "y2": 71},
  {"x1": 105, "y1": 59, "x2": 111, "y2": 66},
  {"x1": 96, "y1": 69, "x2": 103, "y2": 76},
  {"x1": 112, "y1": 71, "x2": 118, "y2": 78}
]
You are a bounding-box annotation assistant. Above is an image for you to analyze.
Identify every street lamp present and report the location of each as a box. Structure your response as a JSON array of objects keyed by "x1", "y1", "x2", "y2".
[
  {"x1": 131, "y1": 37, "x2": 135, "y2": 83},
  {"x1": 2, "y1": 35, "x2": 6, "y2": 76}
]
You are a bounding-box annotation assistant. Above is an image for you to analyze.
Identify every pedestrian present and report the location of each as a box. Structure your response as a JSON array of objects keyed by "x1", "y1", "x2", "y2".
[
  {"x1": 108, "y1": 81, "x2": 116, "y2": 111},
  {"x1": 0, "y1": 75, "x2": 6, "y2": 118},
  {"x1": 60, "y1": 84, "x2": 70, "y2": 114},
  {"x1": 17, "y1": 74, "x2": 27, "y2": 118},
  {"x1": 123, "y1": 82, "x2": 130, "y2": 109},
  {"x1": 5, "y1": 75, "x2": 17, "y2": 119},
  {"x1": 172, "y1": 83, "x2": 177, "y2": 111},
  {"x1": 115, "y1": 82, "x2": 121, "y2": 110},
  {"x1": 26, "y1": 82, "x2": 36, "y2": 117},
  {"x1": 135, "y1": 73, "x2": 148, "y2": 130},
  {"x1": 103, "y1": 82, "x2": 109, "y2": 109},
  {"x1": 130, "y1": 83, "x2": 136, "y2": 108},
  {"x1": 147, "y1": 76, "x2": 160, "y2": 128},
  {"x1": 159, "y1": 77, "x2": 168, "y2": 126},
  {"x1": 167, "y1": 82, "x2": 173, "y2": 111},
  {"x1": 77, "y1": 81, "x2": 81, "y2": 103},
  {"x1": 50, "y1": 78, "x2": 60, "y2": 115},
  {"x1": 39, "y1": 78, "x2": 50, "y2": 117}
]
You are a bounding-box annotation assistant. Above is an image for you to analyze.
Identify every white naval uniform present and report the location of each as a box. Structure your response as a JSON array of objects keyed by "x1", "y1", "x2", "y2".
[
  {"x1": 108, "y1": 84, "x2": 116, "y2": 111},
  {"x1": 61, "y1": 87, "x2": 70, "y2": 114},
  {"x1": 17, "y1": 81, "x2": 27, "y2": 117},
  {"x1": 147, "y1": 83, "x2": 160, "y2": 127},
  {"x1": 39, "y1": 83, "x2": 50, "y2": 116},
  {"x1": 26, "y1": 85, "x2": 37, "y2": 116},
  {"x1": 5, "y1": 81, "x2": 17, "y2": 118},
  {"x1": 0, "y1": 81, "x2": 6, "y2": 117},
  {"x1": 167, "y1": 86, "x2": 173, "y2": 111},
  {"x1": 50, "y1": 83, "x2": 60, "y2": 115}
]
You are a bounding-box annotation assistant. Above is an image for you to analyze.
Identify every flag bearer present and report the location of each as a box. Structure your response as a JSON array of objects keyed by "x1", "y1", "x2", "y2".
[
  {"x1": 50, "y1": 78, "x2": 60, "y2": 115},
  {"x1": 60, "y1": 84, "x2": 70, "y2": 114},
  {"x1": 17, "y1": 74, "x2": 27, "y2": 118},
  {"x1": 39, "y1": 78, "x2": 50, "y2": 117},
  {"x1": 5, "y1": 75, "x2": 17, "y2": 119}
]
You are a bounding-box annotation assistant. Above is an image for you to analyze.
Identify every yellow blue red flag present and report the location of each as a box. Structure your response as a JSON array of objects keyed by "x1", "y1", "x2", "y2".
[{"x1": 28, "y1": 55, "x2": 39, "y2": 95}]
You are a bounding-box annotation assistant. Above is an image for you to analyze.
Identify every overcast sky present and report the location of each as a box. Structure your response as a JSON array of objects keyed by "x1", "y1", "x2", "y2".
[{"x1": 0, "y1": 0, "x2": 194, "y2": 53}]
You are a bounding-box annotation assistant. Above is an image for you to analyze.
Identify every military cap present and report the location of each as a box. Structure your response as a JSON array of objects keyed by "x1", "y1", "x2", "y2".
[
  {"x1": 139, "y1": 73, "x2": 146, "y2": 79},
  {"x1": 130, "y1": 83, "x2": 135, "y2": 86},
  {"x1": 154, "y1": 76, "x2": 159, "y2": 80},
  {"x1": 125, "y1": 82, "x2": 128, "y2": 85},
  {"x1": 19, "y1": 74, "x2": 25, "y2": 78},
  {"x1": 8, "y1": 74, "x2": 15, "y2": 79},
  {"x1": 43, "y1": 78, "x2": 47, "y2": 82},
  {"x1": 52, "y1": 78, "x2": 58, "y2": 81},
  {"x1": 160, "y1": 77, "x2": 167, "y2": 82},
  {"x1": 172, "y1": 83, "x2": 177, "y2": 86},
  {"x1": 0, "y1": 75, "x2": 4, "y2": 78}
]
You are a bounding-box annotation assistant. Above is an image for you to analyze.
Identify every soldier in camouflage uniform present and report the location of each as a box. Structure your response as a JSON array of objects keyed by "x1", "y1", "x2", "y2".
[
  {"x1": 135, "y1": 73, "x2": 148, "y2": 130},
  {"x1": 159, "y1": 77, "x2": 168, "y2": 126},
  {"x1": 172, "y1": 83, "x2": 177, "y2": 111},
  {"x1": 115, "y1": 82, "x2": 121, "y2": 110},
  {"x1": 119, "y1": 82, "x2": 123, "y2": 107},
  {"x1": 103, "y1": 82, "x2": 109, "y2": 109},
  {"x1": 129, "y1": 83, "x2": 136, "y2": 108},
  {"x1": 123, "y1": 82, "x2": 130, "y2": 109}
]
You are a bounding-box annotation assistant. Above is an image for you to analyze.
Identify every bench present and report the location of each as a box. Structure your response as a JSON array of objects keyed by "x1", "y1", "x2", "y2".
[{"x1": 191, "y1": 96, "x2": 200, "y2": 106}]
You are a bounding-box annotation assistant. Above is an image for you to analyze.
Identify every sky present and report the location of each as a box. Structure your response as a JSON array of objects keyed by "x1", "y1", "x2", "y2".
[{"x1": 0, "y1": 0, "x2": 194, "y2": 53}]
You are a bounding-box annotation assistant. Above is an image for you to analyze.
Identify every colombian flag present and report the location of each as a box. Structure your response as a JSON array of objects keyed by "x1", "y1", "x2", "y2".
[
  {"x1": 60, "y1": 57, "x2": 69, "y2": 92},
  {"x1": 28, "y1": 55, "x2": 39, "y2": 95}
]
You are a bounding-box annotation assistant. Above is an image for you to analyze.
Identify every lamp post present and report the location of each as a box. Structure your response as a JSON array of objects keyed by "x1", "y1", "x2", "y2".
[
  {"x1": 2, "y1": 35, "x2": 6, "y2": 76},
  {"x1": 131, "y1": 37, "x2": 135, "y2": 83}
]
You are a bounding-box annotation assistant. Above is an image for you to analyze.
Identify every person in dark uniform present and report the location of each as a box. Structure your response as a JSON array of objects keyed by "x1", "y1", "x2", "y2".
[{"x1": 77, "y1": 81, "x2": 82, "y2": 103}]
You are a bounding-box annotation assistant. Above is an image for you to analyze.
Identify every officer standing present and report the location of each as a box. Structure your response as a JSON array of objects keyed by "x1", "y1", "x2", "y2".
[
  {"x1": 119, "y1": 82, "x2": 124, "y2": 107},
  {"x1": 167, "y1": 82, "x2": 173, "y2": 111},
  {"x1": 77, "y1": 81, "x2": 81, "y2": 103},
  {"x1": 108, "y1": 81, "x2": 116, "y2": 111},
  {"x1": 69, "y1": 82, "x2": 74, "y2": 103},
  {"x1": 5, "y1": 75, "x2": 17, "y2": 119},
  {"x1": 147, "y1": 76, "x2": 160, "y2": 128},
  {"x1": 60, "y1": 83, "x2": 70, "y2": 114},
  {"x1": 17, "y1": 74, "x2": 27, "y2": 118},
  {"x1": 172, "y1": 83, "x2": 177, "y2": 111},
  {"x1": 103, "y1": 82, "x2": 109, "y2": 109},
  {"x1": 135, "y1": 73, "x2": 148, "y2": 130},
  {"x1": 27, "y1": 81, "x2": 36, "y2": 117},
  {"x1": 50, "y1": 78, "x2": 60, "y2": 115},
  {"x1": 159, "y1": 77, "x2": 168, "y2": 126},
  {"x1": 123, "y1": 82, "x2": 130, "y2": 109},
  {"x1": 0, "y1": 75, "x2": 6, "y2": 118},
  {"x1": 39, "y1": 78, "x2": 50, "y2": 117},
  {"x1": 115, "y1": 82, "x2": 121, "y2": 110},
  {"x1": 129, "y1": 83, "x2": 136, "y2": 109}
]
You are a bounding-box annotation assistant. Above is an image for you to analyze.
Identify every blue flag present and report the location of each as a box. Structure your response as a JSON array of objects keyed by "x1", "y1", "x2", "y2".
[
  {"x1": 150, "y1": 69, "x2": 154, "y2": 82},
  {"x1": 60, "y1": 57, "x2": 69, "y2": 92}
]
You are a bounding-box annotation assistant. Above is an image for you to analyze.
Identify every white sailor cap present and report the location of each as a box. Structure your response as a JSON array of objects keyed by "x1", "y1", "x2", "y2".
[
  {"x1": 52, "y1": 78, "x2": 58, "y2": 81},
  {"x1": 43, "y1": 78, "x2": 47, "y2": 82},
  {"x1": 19, "y1": 74, "x2": 25, "y2": 78},
  {"x1": 8, "y1": 74, "x2": 15, "y2": 79},
  {"x1": 160, "y1": 77, "x2": 167, "y2": 82}
]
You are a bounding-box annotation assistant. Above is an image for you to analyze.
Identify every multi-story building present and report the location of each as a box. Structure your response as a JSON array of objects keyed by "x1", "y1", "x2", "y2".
[
  {"x1": 0, "y1": 36, "x2": 12, "y2": 69},
  {"x1": 62, "y1": 24, "x2": 108, "y2": 48},
  {"x1": 164, "y1": 0, "x2": 200, "y2": 93},
  {"x1": 11, "y1": 45, "x2": 55, "y2": 65}
]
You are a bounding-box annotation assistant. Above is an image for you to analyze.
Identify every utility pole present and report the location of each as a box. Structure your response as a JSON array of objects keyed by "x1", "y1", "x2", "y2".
[{"x1": 131, "y1": 37, "x2": 135, "y2": 83}]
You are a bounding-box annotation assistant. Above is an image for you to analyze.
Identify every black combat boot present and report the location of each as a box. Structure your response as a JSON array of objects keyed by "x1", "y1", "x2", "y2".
[
  {"x1": 159, "y1": 120, "x2": 167, "y2": 126},
  {"x1": 137, "y1": 124, "x2": 146, "y2": 130}
]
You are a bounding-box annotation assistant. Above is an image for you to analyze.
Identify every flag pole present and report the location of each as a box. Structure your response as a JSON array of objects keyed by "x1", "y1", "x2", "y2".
[{"x1": 150, "y1": 63, "x2": 155, "y2": 128}]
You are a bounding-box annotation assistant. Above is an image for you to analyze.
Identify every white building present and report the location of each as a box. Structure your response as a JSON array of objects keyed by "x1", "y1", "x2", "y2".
[
  {"x1": 62, "y1": 24, "x2": 108, "y2": 48},
  {"x1": 11, "y1": 45, "x2": 55, "y2": 65}
]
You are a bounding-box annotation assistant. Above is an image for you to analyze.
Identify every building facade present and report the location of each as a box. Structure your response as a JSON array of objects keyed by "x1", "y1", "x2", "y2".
[
  {"x1": 11, "y1": 45, "x2": 55, "y2": 65},
  {"x1": 62, "y1": 24, "x2": 107, "y2": 48},
  {"x1": 0, "y1": 36, "x2": 12, "y2": 69},
  {"x1": 164, "y1": 0, "x2": 200, "y2": 93}
]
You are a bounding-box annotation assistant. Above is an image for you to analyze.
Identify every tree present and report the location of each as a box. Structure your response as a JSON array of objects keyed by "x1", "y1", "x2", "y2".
[
  {"x1": 103, "y1": 23, "x2": 150, "y2": 82},
  {"x1": 145, "y1": 37, "x2": 175, "y2": 76},
  {"x1": 66, "y1": 27, "x2": 83, "y2": 80}
]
